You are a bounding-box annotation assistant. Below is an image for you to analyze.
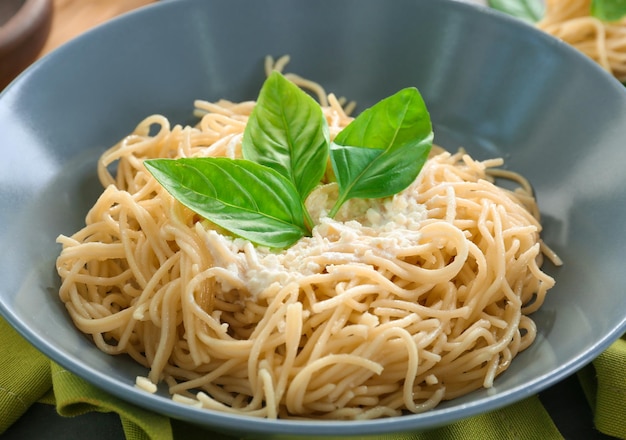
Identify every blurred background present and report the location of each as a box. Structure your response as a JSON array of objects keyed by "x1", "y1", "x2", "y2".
[{"x1": 0, "y1": 0, "x2": 155, "y2": 89}]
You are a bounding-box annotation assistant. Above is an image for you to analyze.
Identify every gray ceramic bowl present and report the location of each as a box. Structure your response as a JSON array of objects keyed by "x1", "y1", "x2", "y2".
[{"x1": 1, "y1": 0, "x2": 626, "y2": 438}]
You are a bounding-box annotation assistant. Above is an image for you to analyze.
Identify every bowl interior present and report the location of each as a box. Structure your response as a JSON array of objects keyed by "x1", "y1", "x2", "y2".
[{"x1": 1, "y1": 0, "x2": 626, "y2": 437}]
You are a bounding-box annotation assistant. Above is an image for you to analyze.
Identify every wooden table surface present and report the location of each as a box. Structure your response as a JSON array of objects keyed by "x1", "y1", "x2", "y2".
[{"x1": 39, "y1": 0, "x2": 156, "y2": 58}]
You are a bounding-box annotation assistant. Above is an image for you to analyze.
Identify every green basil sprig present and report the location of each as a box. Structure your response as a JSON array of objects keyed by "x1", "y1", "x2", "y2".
[{"x1": 145, "y1": 71, "x2": 433, "y2": 249}]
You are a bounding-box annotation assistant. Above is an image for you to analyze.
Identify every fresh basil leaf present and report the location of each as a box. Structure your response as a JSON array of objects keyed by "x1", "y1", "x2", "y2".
[
  {"x1": 591, "y1": 0, "x2": 626, "y2": 21},
  {"x1": 333, "y1": 87, "x2": 431, "y2": 152},
  {"x1": 328, "y1": 87, "x2": 433, "y2": 216},
  {"x1": 328, "y1": 146, "x2": 383, "y2": 198},
  {"x1": 488, "y1": 0, "x2": 544, "y2": 23},
  {"x1": 329, "y1": 142, "x2": 431, "y2": 202},
  {"x1": 242, "y1": 71, "x2": 329, "y2": 200},
  {"x1": 144, "y1": 157, "x2": 308, "y2": 248}
]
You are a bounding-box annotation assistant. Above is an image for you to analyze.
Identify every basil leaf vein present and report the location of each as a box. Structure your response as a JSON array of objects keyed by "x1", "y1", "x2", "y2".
[
  {"x1": 242, "y1": 71, "x2": 330, "y2": 200},
  {"x1": 144, "y1": 157, "x2": 308, "y2": 248}
]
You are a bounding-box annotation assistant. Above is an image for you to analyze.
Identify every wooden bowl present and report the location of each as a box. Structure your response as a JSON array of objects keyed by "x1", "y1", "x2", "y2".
[{"x1": 0, "y1": 0, "x2": 53, "y2": 89}]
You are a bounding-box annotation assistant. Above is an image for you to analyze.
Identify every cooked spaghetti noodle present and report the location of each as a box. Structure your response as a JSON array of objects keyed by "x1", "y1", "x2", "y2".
[
  {"x1": 56, "y1": 59, "x2": 557, "y2": 419},
  {"x1": 538, "y1": 0, "x2": 626, "y2": 81}
]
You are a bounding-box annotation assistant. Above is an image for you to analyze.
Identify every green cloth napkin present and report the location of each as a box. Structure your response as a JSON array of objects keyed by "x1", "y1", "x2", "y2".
[
  {"x1": 1, "y1": 316, "x2": 624, "y2": 440},
  {"x1": 578, "y1": 335, "x2": 626, "y2": 439}
]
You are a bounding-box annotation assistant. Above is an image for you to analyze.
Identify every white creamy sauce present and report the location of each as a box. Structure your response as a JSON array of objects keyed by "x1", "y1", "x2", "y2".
[{"x1": 201, "y1": 181, "x2": 428, "y2": 300}]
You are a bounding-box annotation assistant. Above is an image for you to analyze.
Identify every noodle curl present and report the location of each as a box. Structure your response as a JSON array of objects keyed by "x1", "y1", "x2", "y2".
[{"x1": 538, "y1": 0, "x2": 626, "y2": 81}]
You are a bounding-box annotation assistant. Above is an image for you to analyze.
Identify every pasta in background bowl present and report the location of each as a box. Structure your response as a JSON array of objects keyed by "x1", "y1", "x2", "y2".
[{"x1": 1, "y1": 0, "x2": 625, "y2": 437}]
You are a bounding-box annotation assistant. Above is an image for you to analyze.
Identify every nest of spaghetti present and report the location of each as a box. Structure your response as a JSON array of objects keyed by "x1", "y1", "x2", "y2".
[{"x1": 56, "y1": 79, "x2": 558, "y2": 420}]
